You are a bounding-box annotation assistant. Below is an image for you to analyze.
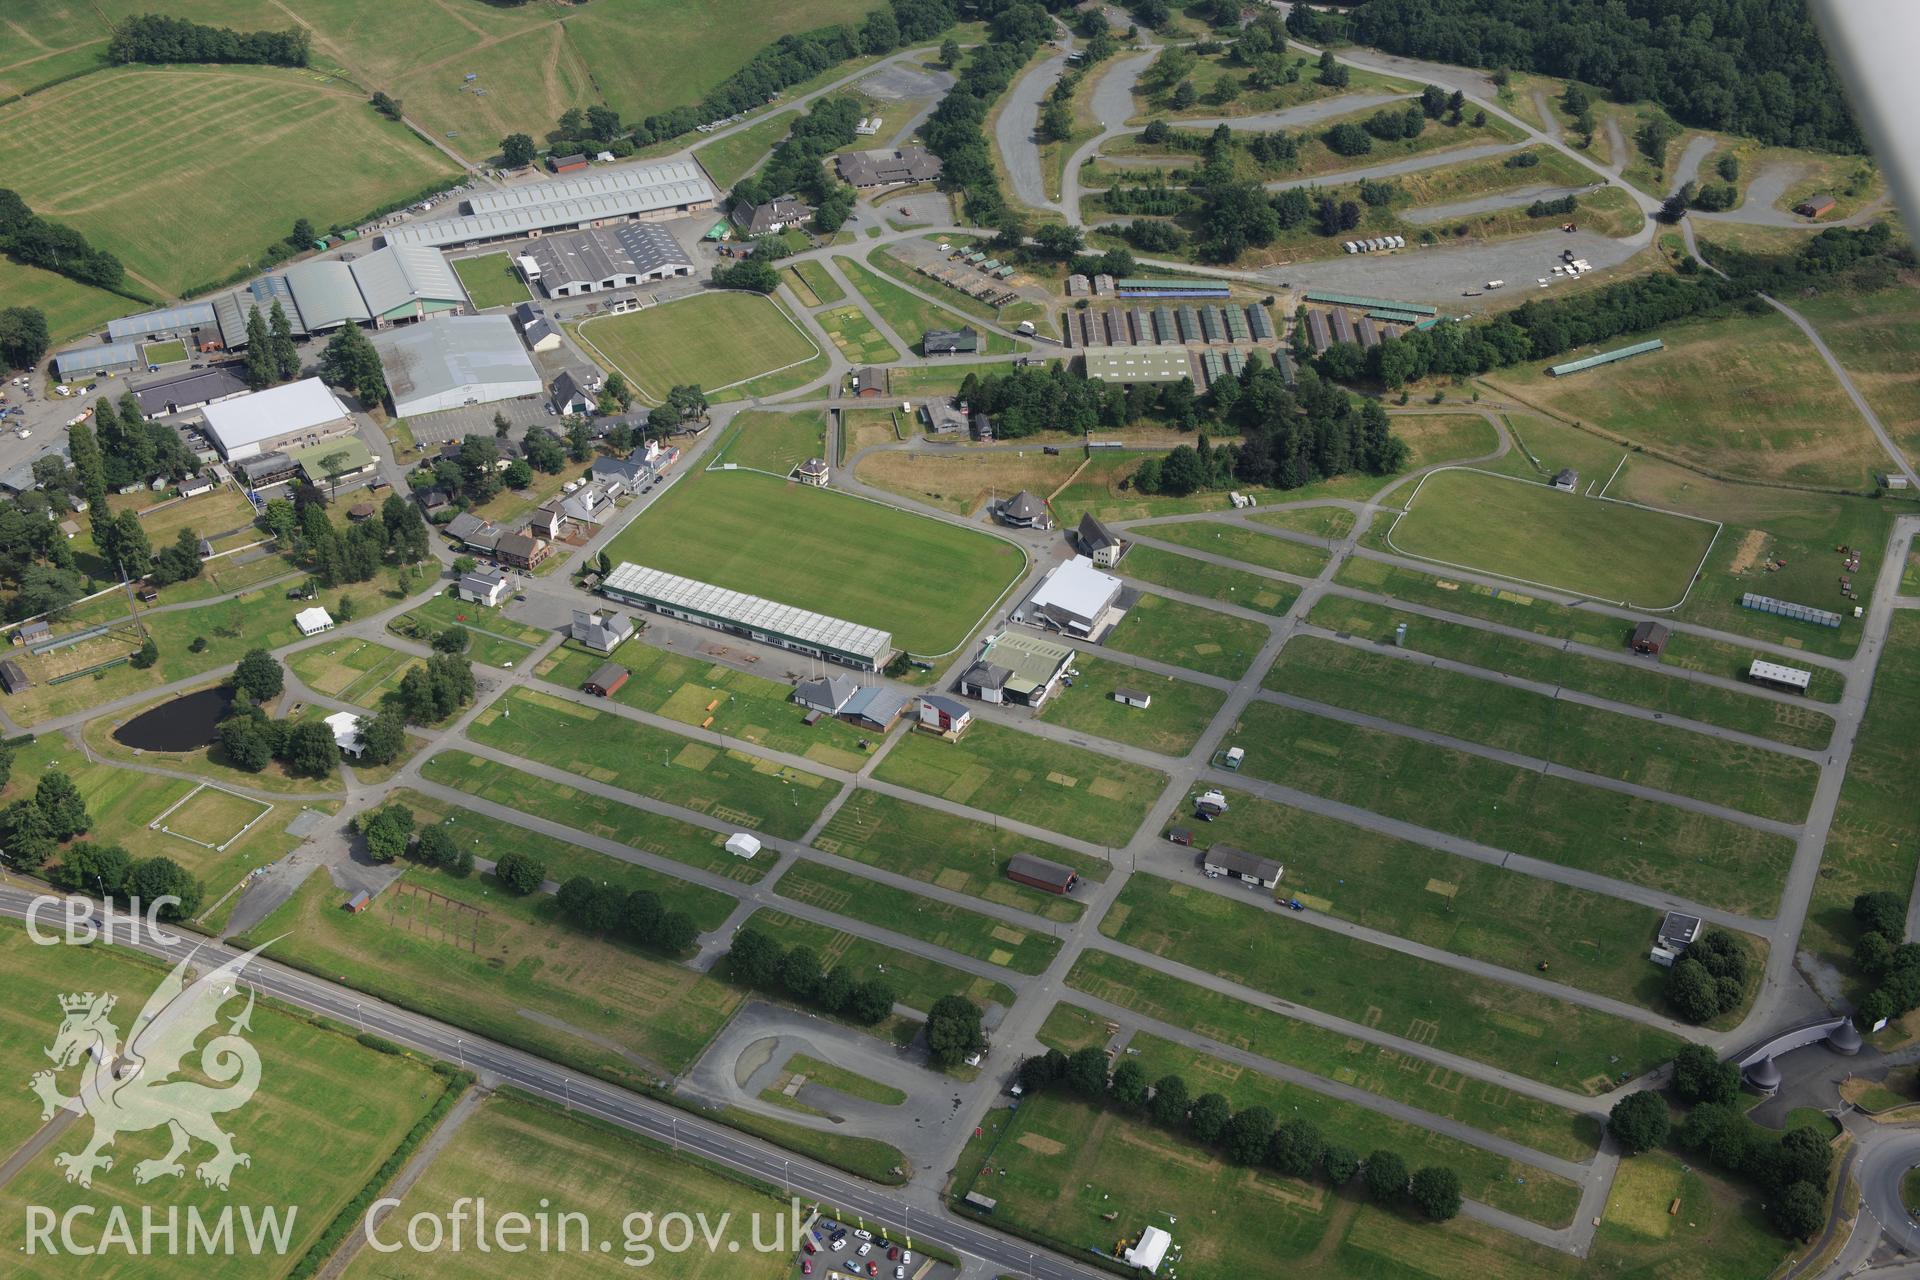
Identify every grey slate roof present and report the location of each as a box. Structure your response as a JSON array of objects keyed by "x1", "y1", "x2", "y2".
[
  {"x1": 1076, "y1": 511, "x2": 1121, "y2": 552},
  {"x1": 795, "y1": 674, "x2": 858, "y2": 712},
  {"x1": 1001, "y1": 491, "x2": 1048, "y2": 521}
]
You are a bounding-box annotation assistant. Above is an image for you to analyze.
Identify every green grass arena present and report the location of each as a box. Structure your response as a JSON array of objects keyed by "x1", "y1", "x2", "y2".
[
  {"x1": 575, "y1": 291, "x2": 822, "y2": 401},
  {"x1": 602, "y1": 466, "x2": 1025, "y2": 655},
  {"x1": 1387, "y1": 467, "x2": 1719, "y2": 608}
]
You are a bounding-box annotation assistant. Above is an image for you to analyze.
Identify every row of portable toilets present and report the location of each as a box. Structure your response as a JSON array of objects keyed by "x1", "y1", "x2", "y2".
[{"x1": 1343, "y1": 235, "x2": 1406, "y2": 253}]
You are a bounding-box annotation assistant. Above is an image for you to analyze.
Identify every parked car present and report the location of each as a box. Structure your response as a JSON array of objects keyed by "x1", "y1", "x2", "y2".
[
  {"x1": 857, "y1": 1243, "x2": 871, "y2": 1258},
  {"x1": 854, "y1": 1231, "x2": 872, "y2": 1242},
  {"x1": 801, "y1": 1262, "x2": 812, "y2": 1275}
]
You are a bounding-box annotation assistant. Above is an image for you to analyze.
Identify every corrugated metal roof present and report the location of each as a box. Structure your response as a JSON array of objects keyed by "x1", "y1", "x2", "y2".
[
  {"x1": 55, "y1": 341, "x2": 143, "y2": 375},
  {"x1": 1548, "y1": 339, "x2": 1666, "y2": 377},
  {"x1": 385, "y1": 179, "x2": 714, "y2": 251},
  {"x1": 107, "y1": 302, "x2": 218, "y2": 342},
  {"x1": 465, "y1": 160, "x2": 708, "y2": 212},
  {"x1": 351, "y1": 245, "x2": 464, "y2": 316},
  {"x1": 284, "y1": 259, "x2": 371, "y2": 329},
  {"x1": 373, "y1": 314, "x2": 541, "y2": 415},
  {"x1": 1302, "y1": 290, "x2": 1438, "y2": 316},
  {"x1": 602, "y1": 562, "x2": 891, "y2": 664}
]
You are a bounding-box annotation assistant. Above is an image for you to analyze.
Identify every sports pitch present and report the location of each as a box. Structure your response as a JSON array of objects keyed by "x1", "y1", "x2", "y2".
[
  {"x1": 1387, "y1": 467, "x2": 1718, "y2": 608},
  {"x1": 576, "y1": 291, "x2": 822, "y2": 402},
  {"x1": 602, "y1": 466, "x2": 1025, "y2": 655},
  {"x1": 0, "y1": 66, "x2": 459, "y2": 294}
]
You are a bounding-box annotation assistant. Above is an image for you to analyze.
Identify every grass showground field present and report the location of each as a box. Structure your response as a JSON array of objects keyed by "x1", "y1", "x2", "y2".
[
  {"x1": 1142, "y1": 520, "x2": 1331, "y2": 578},
  {"x1": 422, "y1": 750, "x2": 774, "y2": 885},
  {"x1": 452, "y1": 252, "x2": 532, "y2": 309},
  {"x1": 288, "y1": 637, "x2": 422, "y2": 709},
  {"x1": 738, "y1": 908, "x2": 1016, "y2": 1015},
  {"x1": 786, "y1": 258, "x2": 845, "y2": 304},
  {"x1": 1309, "y1": 593, "x2": 1836, "y2": 749},
  {"x1": 576, "y1": 291, "x2": 822, "y2": 402},
  {"x1": 954, "y1": 1094, "x2": 1581, "y2": 1280},
  {"x1": 0, "y1": 256, "x2": 132, "y2": 342},
  {"x1": 1388, "y1": 467, "x2": 1718, "y2": 607},
  {"x1": 873, "y1": 719, "x2": 1166, "y2": 847},
  {"x1": 819, "y1": 303, "x2": 901, "y2": 364},
  {"x1": 715, "y1": 408, "x2": 830, "y2": 476},
  {"x1": 1107, "y1": 591, "x2": 1272, "y2": 680},
  {"x1": 1480, "y1": 307, "x2": 1885, "y2": 489},
  {"x1": 1182, "y1": 783, "x2": 1763, "y2": 1018},
  {"x1": 1101, "y1": 873, "x2": 1685, "y2": 1091},
  {"x1": 1119, "y1": 543, "x2": 1300, "y2": 616},
  {"x1": 1797, "y1": 287, "x2": 1920, "y2": 464},
  {"x1": 694, "y1": 110, "x2": 796, "y2": 188},
  {"x1": 813, "y1": 789, "x2": 1104, "y2": 924},
  {"x1": 1227, "y1": 700, "x2": 1795, "y2": 916},
  {"x1": 0, "y1": 923, "x2": 446, "y2": 1280},
  {"x1": 1266, "y1": 635, "x2": 1819, "y2": 822},
  {"x1": 602, "y1": 466, "x2": 1024, "y2": 655},
  {"x1": 465, "y1": 687, "x2": 836, "y2": 841},
  {"x1": 855, "y1": 446, "x2": 1085, "y2": 517},
  {"x1": 840, "y1": 258, "x2": 1020, "y2": 356},
  {"x1": 1066, "y1": 951, "x2": 1598, "y2": 1162},
  {"x1": 774, "y1": 859, "x2": 1062, "y2": 973},
  {"x1": 0, "y1": 66, "x2": 457, "y2": 295},
  {"x1": 341, "y1": 1095, "x2": 793, "y2": 1280},
  {"x1": 388, "y1": 590, "x2": 544, "y2": 670},
  {"x1": 1035, "y1": 653, "x2": 1226, "y2": 755},
  {"x1": 141, "y1": 338, "x2": 188, "y2": 365},
  {"x1": 1588, "y1": 1149, "x2": 1793, "y2": 1280}
]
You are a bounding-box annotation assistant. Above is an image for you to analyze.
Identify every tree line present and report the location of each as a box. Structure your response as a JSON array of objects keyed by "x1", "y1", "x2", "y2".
[
  {"x1": 1015, "y1": 1045, "x2": 1463, "y2": 1221},
  {"x1": 728, "y1": 927, "x2": 900, "y2": 1026},
  {"x1": 1291, "y1": 0, "x2": 1859, "y2": 153},
  {"x1": 107, "y1": 13, "x2": 310, "y2": 68},
  {"x1": 1845, "y1": 892, "x2": 1920, "y2": 1030},
  {"x1": 731, "y1": 94, "x2": 864, "y2": 232},
  {"x1": 0, "y1": 189, "x2": 126, "y2": 294},
  {"x1": 920, "y1": 3, "x2": 1062, "y2": 227}
]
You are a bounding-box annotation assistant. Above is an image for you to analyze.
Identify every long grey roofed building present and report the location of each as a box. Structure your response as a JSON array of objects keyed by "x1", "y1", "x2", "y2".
[
  {"x1": 282, "y1": 260, "x2": 371, "y2": 330},
  {"x1": 375, "y1": 314, "x2": 543, "y2": 418},
  {"x1": 54, "y1": 341, "x2": 143, "y2": 378},
  {"x1": 350, "y1": 245, "x2": 465, "y2": 320},
  {"x1": 601, "y1": 562, "x2": 891, "y2": 671},
  {"x1": 464, "y1": 160, "x2": 709, "y2": 213},
  {"x1": 214, "y1": 275, "x2": 306, "y2": 348},
  {"x1": 132, "y1": 365, "x2": 250, "y2": 417},
  {"x1": 107, "y1": 302, "x2": 219, "y2": 343}
]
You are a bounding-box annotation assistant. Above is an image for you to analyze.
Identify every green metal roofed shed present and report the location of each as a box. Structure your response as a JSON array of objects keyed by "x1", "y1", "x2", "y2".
[
  {"x1": 1302, "y1": 290, "x2": 1438, "y2": 316},
  {"x1": 1548, "y1": 339, "x2": 1665, "y2": 377}
]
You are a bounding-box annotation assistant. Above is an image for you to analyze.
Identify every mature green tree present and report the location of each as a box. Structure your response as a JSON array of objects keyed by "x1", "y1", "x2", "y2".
[
  {"x1": 49, "y1": 842, "x2": 132, "y2": 895},
  {"x1": 218, "y1": 711, "x2": 274, "y2": 772},
  {"x1": 35, "y1": 770, "x2": 90, "y2": 841},
  {"x1": 926, "y1": 994, "x2": 986, "y2": 1068},
  {"x1": 492, "y1": 850, "x2": 546, "y2": 895},
  {"x1": 780, "y1": 944, "x2": 823, "y2": 998},
  {"x1": 1109, "y1": 1059, "x2": 1149, "y2": 1110},
  {"x1": 0, "y1": 306, "x2": 51, "y2": 370},
  {"x1": 1223, "y1": 1105, "x2": 1275, "y2": 1166},
  {"x1": 1149, "y1": 1073, "x2": 1190, "y2": 1127},
  {"x1": 1268, "y1": 1117, "x2": 1325, "y2": 1178},
  {"x1": 1769, "y1": 1181, "x2": 1824, "y2": 1240},
  {"x1": 1362, "y1": 1150, "x2": 1409, "y2": 1204},
  {"x1": 729, "y1": 928, "x2": 782, "y2": 987},
  {"x1": 284, "y1": 718, "x2": 340, "y2": 778},
  {"x1": 126, "y1": 857, "x2": 202, "y2": 920},
  {"x1": 130, "y1": 636, "x2": 159, "y2": 669},
  {"x1": 1321, "y1": 1145, "x2": 1360, "y2": 1185},
  {"x1": 939, "y1": 37, "x2": 961, "y2": 67},
  {"x1": 1608, "y1": 1091, "x2": 1671, "y2": 1156},
  {"x1": 501, "y1": 133, "x2": 536, "y2": 168},
  {"x1": 1066, "y1": 1046, "x2": 1109, "y2": 1098},
  {"x1": 360, "y1": 803, "x2": 414, "y2": 862},
  {"x1": 847, "y1": 979, "x2": 894, "y2": 1024},
  {"x1": 152, "y1": 527, "x2": 202, "y2": 585},
  {"x1": 268, "y1": 301, "x2": 300, "y2": 382},
  {"x1": 243, "y1": 306, "x2": 275, "y2": 391},
  {"x1": 231, "y1": 648, "x2": 284, "y2": 702},
  {"x1": 0, "y1": 798, "x2": 57, "y2": 870},
  {"x1": 1410, "y1": 1166, "x2": 1462, "y2": 1220},
  {"x1": 1671, "y1": 1043, "x2": 1742, "y2": 1106},
  {"x1": 319, "y1": 323, "x2": 387, "y2": 406},
  {"x1": 1188, "y1": 1092, "x2": 1231, "y2": 1144},
  {"x1": 411, "y1": 823, "x2": 457, "y2": 869}
]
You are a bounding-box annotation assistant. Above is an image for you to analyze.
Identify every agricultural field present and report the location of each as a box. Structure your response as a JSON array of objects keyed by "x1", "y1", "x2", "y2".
[
  {"x1": 738, "y1": 909, "x2": 1016, "y2": 1015},
  {"x1": 855, "y1": 445, "x2": 1085, "y2": 516},
  {"x1": 1333, "y1": 555, "x2": 1847, "y2": 699},
  {"x1": 1118, "y1": 543, "x2": 1300, "y2": 617},
  {"x1": 714, "y1": 408, "x2": 830, "y2": 476},
  {"x1": 464, "y1": 687, "x2": 838, "y2": 841},
  {"x1": 387, "y1": 590, "x2": 545, "y2": 670},
  {"x1": 953, "y1": 1094, "x2": 1579, "y2": 1280},
  {"x1": 0, "y1": 257, "x2": 134, "y2": 343},
  {"x1": 0, "y1": 0, "x2": 110, "y2": 97},
  {"x1": 0, "y1": 923, "x2": 447, "y2": 1280},
  {"x1": 1106, "y1": 592, "x2": 1272, "y2": 679},
  {"x1": 1101, "y1": 873, "x2": 1685, "y2": 1090},
  {"x1": 538, "y1": 638, "x2": 872, "y2": 769},
  {"x1": 1479, "y1": 308, "x2": 1885, "y2": 490},
  {"x1": 1036, "y1": 653, "x2": 1226, "y2": 755},
  {"x1": 576, "y1": 291, "x2": 824, "y2": 402},
  {"x1": 773, "y1": 859, "x2": 1061, "y2": 974},
  {"x1": 600, "y1": 465, "x2": 1025, "y2": 655},
  {"x1": 1226, "y1": 700, "x2": 1796, "y2": 916},
  {"x1": 0, "y1": 66, "x2": 458, "y2": 295},
  {"x1": 1140, "y1": 520, "x2": 1331, "y2": 578},
  {"x1": 873, "y1": 719, "x2": 1166, "y2": 847},
  {"x1": 812, "y1": 789, "x2": 1105, "y2": 924},
  {"x1": 819, "y1": 303, "x2": 902, "y2": 364},
  {"x1": 420, "y1": 750, "x2": 774, "y2": 885},
  {"x1": 841, "y1": 258, "x2": 1020, "y2": 355},
  {"x1": 452, "y1": 252, "x2": 532, "y2": 309},
  {"x1": 288, "y1": 637, "x2": 422, "y2": 710},
  {"x1": 340, "y1": 1095, "x2": 793, "y2": 1280},
  {"x1": 693, "y1": 110, "x2": 796, "y2": 188},
  {"x1": 248, "y1": 858, "x2": 739, "y2": 1087},
  {"x1": 1308, "y1": 594, "x2": 1835, "y2": 748},
  {"x1": 1067, "y1": 952, "x2": 1598, "y2": 1161},
  {"x1": 1387, "y1": 468, "x2": 1718, "y2": 608},
  {"x1": 1265, "y1": 635, "x2": 1819, "y2": 822},
  {"x1": 1800, "y1": 611, "x2": 1920, "y2": 980},
  {"x1": 1178, "y1": 784, "x2": 1761, "y2": 1015}
]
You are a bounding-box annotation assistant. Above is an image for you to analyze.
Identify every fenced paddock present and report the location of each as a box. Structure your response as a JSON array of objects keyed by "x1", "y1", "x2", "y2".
[{"x1": 149, "y1": 782, "x2": 274, "y2": 852}]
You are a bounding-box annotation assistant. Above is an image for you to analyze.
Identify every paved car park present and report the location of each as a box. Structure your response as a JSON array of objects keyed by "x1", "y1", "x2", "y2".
[{"x1": 797, "y1": 1215, "x2": 952, "y2": 1280}]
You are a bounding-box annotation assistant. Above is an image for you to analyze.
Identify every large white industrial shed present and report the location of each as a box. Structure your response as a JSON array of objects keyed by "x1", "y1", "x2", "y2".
[
  {"x1": 464, "y1": 160, "x2": 711, "y2": 212},
  {"x1": 374, "y1": 314, "x2": 542, "y2": 418},
  {"x1": 106, "y1": 301, "x2": 218, "y2": 343},
  {"x1": 600, "y1": 562, "x2": 893, "y2": 671},
  {"x1": 380, "y1": 160, "x2": 717, "y2": 252},
  {"x1": 200, "y1": 378, "x2": 356, "y2": 461},
  {"x1": 282, "y1": 260, "x2": 372, "y2": 331}
]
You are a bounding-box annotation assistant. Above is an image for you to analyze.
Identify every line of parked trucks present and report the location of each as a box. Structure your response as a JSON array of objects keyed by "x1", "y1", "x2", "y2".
[{"x1": 1343, "y1": 235, "x2": 1405, "y2": 253}]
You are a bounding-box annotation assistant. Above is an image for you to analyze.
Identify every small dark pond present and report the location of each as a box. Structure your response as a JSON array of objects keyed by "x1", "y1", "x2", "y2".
[{"x1": 111, "y1": 686, "x2": 234, "y2": 752}]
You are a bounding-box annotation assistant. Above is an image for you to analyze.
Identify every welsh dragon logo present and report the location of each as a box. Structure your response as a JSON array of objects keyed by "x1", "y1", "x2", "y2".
[{"x1": 29, "y1": 942, "x2": 270, "y2": 1191}]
